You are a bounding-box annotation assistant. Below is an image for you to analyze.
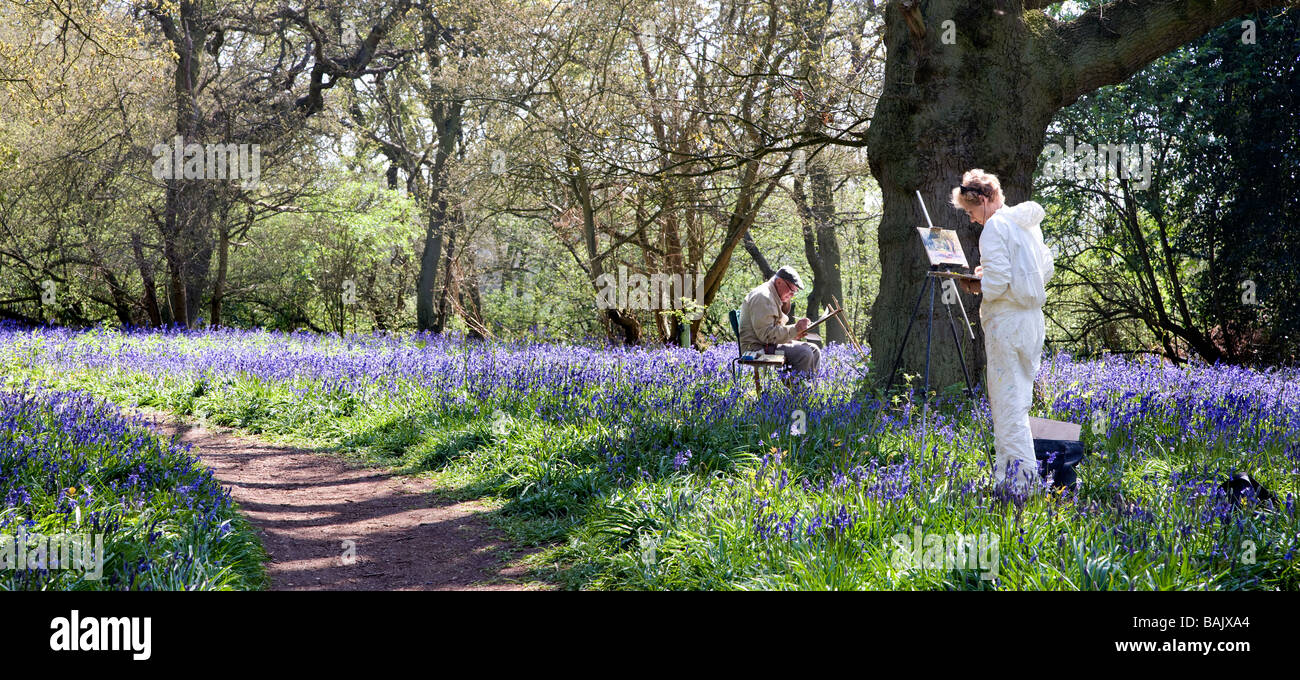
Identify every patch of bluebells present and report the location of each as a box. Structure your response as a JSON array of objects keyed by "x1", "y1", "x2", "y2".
[
  {"x1": 2, "y1": 324, "x2": 1299, "y2": 588},
  {"x1": 0, "y1": 386, "x2": 255, "y2": 590},
  {"x1": 753, "y1": 505, "x2": 858, "y2": 542}
]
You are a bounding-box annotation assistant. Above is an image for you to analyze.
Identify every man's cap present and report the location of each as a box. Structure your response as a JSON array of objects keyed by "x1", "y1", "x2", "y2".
[{"x1": 775, "y1": 265, "x2": 804, "y2": 290}]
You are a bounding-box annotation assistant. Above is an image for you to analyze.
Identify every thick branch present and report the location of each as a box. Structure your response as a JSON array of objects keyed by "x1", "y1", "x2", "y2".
[{"x1": 1053, "y1": 0, "x2": 1288, "y2": 106}]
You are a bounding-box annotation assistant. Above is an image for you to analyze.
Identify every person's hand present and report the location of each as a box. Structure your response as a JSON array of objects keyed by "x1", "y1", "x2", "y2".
[
  {"x1": 974, "y1": 265, "x2": 984, "y2": 278},
  {"x1": 795, "y1": 317, "x2": 810, "y2": 335}
]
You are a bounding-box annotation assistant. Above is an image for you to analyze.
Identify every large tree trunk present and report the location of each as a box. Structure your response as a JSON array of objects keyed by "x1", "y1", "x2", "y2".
[
  {"x1": 433, "y1": 225, "x2": 457, "y2": 334},
  {"x1": 160, "y1": 197, "x2": 187, "y2": 326},
  {"x1": 159, "y1": 180, "x2": 213, "y2": 327},
  {"x1": 413, "y1": 112, "x2": 461, "y2": 331},
  {"x1": 864, "y1": 0, "x2": 1283, "y2": 390},
  {"x1": 413, "y1": 7, "x2": 465, "y2": 333},
  {"x1": 155, "y1": 0, "x2": 212, "y2": 328},
  {"x1": 866, "y1": 2, "x2": 1054, "y2": 390},
  {"x1": 144, "y1": 0, "x2": 413, "y2": 330}
]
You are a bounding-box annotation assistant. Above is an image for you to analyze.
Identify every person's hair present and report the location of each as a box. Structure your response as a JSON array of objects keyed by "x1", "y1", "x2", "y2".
[{"x1": 950, "y1": 169, "x2": 1002, "y2": 210}]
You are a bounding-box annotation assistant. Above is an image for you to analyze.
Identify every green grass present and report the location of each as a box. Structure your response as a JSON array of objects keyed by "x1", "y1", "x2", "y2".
[{"x1": 2, "y1": 331, "x2": 1296, "y2": 590}]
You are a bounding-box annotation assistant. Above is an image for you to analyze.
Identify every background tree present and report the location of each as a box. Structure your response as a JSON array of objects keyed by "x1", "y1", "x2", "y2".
[{"x1": 136, "y1": 0, "x2": 413, "y2": 327}]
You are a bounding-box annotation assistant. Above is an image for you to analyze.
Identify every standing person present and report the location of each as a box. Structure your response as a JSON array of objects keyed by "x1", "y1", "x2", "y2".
[
  {"x1": 739, "y1": 265, "x2": 821, "y2": 386},
  {"x1": 951, "y1": 169, "x2": 1054, "y2": 494}
]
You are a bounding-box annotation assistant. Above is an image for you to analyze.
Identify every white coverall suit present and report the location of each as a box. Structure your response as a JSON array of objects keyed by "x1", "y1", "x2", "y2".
[{"x1": 977, "y1": 201, "x2": 1054, "y2": 492}]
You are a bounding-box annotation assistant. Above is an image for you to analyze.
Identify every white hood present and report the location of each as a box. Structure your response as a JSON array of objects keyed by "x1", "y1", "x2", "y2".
[{"x1": 997, "y1": 201, "x2": 1046, "y2": 232}]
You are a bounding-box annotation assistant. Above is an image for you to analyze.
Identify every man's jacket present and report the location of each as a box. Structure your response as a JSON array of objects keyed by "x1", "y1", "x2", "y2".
[{"x1": 739, "y1": 279, "x2": 798, "y2": 350}]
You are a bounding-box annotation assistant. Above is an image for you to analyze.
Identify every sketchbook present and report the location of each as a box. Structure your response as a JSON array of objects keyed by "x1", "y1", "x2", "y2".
[{"x1": 804, "y1": 307, "x2": 842, "y2": 333}]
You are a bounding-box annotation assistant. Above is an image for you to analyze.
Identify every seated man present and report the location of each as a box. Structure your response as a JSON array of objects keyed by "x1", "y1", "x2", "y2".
[{"x1": 738, "y1": 265, "x2": 821, "y2": 386}]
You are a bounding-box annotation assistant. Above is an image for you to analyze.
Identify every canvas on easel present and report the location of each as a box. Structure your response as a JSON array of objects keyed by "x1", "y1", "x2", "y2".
[
  {"x1": 915, "y1": 227, "x2": 981, "y2": 280},
  {"x1": 916, "y1": 227, "x2": 969, "y2": 267}
]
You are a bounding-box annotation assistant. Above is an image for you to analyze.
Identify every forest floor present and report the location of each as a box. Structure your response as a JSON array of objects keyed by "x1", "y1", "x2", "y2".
[{"x1": 135, "y1": 410, "x2": 551, "y2": 591}]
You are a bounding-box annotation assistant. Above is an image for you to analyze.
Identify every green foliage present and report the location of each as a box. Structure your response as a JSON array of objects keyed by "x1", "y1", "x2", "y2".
[
  {"x1": 0, "y1": 389, "x2": 267, "y2": 591},
  {"x1": 1038, "y1": 9, "x2": 1299, "y2": 364},
  {"x1": 222, "y1": 176, "x2": 422, "y2": 332}
]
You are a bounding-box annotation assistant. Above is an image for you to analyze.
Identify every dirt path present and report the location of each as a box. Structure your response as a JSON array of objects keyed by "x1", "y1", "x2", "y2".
[{"x1": 136, "y1": 411, "x2": 549, "y2": 591}]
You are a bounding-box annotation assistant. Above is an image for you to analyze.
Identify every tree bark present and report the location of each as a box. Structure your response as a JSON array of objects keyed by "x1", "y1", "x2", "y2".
[
  {"x1": 101, "y1": 269, "x2": 133, "y2": 326},
  {"x1": 416, "y1": 206, "x2": 447, "y2": 331},
  {"x1": 571, "y1": 163, "x2": 642, "y2": 344},
  {"x1": 144, "y1": 0, "x2": 414, "y2": 329},
  {"x1": 794, "y1": 159, "x2": 846, "y2": 344},
  {"x1": 131, "y1": 233, "x2": 163, "y2": 327},
  {"x1": 209, "y1": 221, "x2": 229, "y2": 327},
  {"x1": 412, "y1": 9, "x2": 465, "y2": 332},
  {"x1": 742, "y1": 230, "x2": 775, "y2": 280},
  {"x1": 433, "y1": 223, "x2": 457, "y2": 334},
  {"x1": 789, "y1": 0, "x2": 846, "y2": 346}
]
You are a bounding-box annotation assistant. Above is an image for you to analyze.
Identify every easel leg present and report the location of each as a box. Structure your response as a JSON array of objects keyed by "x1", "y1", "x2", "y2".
[
  {"x1": 944, "y1": 297, "x2": 976, "y2": 397},
  {"x1": 882, "y1": 275, "x2": 933, "y2": 394},
  {"x1": 922, "y1": 276, "x2": 935, "y2": 455},
  {"x1": 925, "y1": 277, "x2": 935, "y2": 393}
]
